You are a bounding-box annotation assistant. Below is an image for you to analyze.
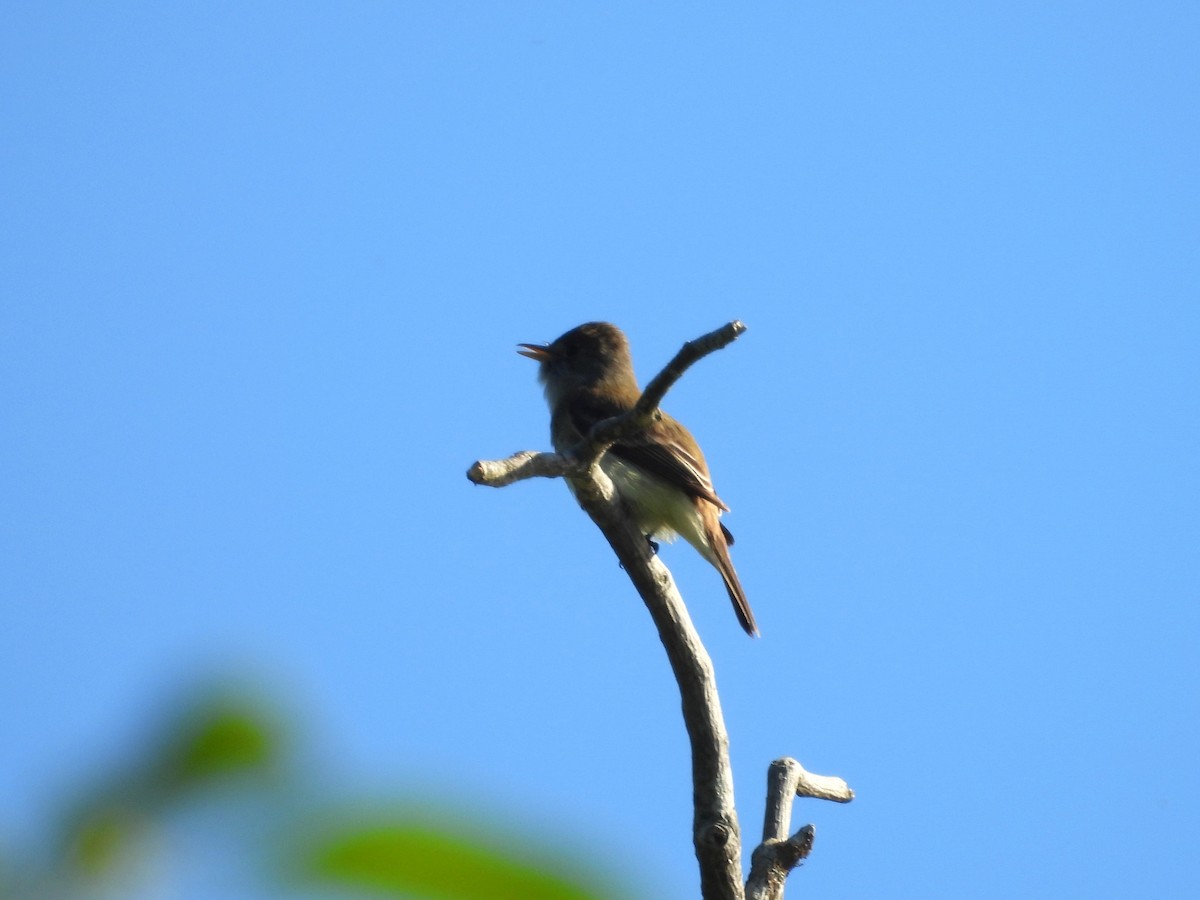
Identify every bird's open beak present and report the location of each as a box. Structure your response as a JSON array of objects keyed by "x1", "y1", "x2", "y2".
[{"x1": 517, "y1": 343, "x2": 553, "y2": 361}]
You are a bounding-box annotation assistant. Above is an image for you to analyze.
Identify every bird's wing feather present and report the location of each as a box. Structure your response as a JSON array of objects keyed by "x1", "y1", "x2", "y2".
[
  {"x1": 565, "y1": 395, "x2": 729, "y2": 511},
  {"x1": 609, "y1": 433, "x2": 729, "y2": 511}
]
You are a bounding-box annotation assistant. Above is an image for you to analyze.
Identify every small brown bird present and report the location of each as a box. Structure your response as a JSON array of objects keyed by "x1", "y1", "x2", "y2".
[{"x1": 518, "y1": 322, "x2": 758, "y2": 637}]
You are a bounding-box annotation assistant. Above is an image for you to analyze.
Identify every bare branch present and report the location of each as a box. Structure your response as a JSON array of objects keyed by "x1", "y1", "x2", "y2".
[
  {"x1": 745, "y1": 759, "x2": 854, "y2": 899},
  {"x1": 470, "y1": 322, "x2": 852, "y2": 899},
  {"x1": 578, "y1": 319, "x2": 748, "y2": 467},
  {"x1": 637, "y1": 319, "x2": 747, "y2": 421},
  {"x1": 572, "y1": 480, "x2": 745, "y2": 898},
  {"x1": 763, "y1": 758, "x2": 854, "y2": 841},
  {"x1": 467, "y1": 450, "x2": 574, "y2": 487},
  {"x1": 469, "y1": 323, "x2": 749, "y2": 898},
  {"x1": 745, "y1": 825, "x2": 815, "y2": 900}
]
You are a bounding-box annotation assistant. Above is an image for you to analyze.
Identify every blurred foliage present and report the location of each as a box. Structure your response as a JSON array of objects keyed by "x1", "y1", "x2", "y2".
[
  {"x1": 57, "y1": 692, "x2": 283, "y2": 880},
  {"x1": 2, "y1": 685, "x2": 629, "y2": 900},
  {"x1": 67, "y1": 805, "x2": 146, "y2": 878},
  {"x1": 307, "y1": 822, "x2": 605, "y2": 900},
  {"x1": 154, "y1": 699, "x2": 279, "y2": 787}
]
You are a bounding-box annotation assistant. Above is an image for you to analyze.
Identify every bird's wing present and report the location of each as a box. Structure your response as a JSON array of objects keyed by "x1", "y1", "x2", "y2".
[{"x1": 565, "y1": 395, "x2": 729, "y2": 511}]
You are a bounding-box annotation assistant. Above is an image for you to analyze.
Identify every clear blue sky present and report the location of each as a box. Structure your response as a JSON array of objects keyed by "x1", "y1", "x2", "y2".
[{"x1": 3, "y1": 3, "x2": 1197, "y2": 897}]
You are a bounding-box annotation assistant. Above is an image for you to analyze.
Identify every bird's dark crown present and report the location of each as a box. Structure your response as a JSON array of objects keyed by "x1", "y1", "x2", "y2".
[{"x1": 541, "y1": 322, "x2": 634, "y2": 384}]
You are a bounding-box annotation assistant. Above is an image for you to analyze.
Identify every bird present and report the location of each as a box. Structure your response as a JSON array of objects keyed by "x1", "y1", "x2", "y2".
[{"x1": 517, "y1": 322, "x2": 758, "y2": 636}]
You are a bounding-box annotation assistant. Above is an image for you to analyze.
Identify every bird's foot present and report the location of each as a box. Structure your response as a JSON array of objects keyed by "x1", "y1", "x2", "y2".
[{"x1": 619, "y1": 538, "x2": 660, "y2": 569}]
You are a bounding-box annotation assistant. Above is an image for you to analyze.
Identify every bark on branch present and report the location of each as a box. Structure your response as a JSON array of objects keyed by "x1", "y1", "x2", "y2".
[
  {"x1": 468, "y1": 322, "x2": 852, "y2": 899},
  {"x1": 745, "y1": 758, "x2": 854, "y2": 900}
]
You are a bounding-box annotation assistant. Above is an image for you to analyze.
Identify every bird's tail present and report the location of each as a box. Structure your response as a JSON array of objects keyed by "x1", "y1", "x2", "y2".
[{"x1": 701, "y1": 509, "x2": 759, "y2": 637}]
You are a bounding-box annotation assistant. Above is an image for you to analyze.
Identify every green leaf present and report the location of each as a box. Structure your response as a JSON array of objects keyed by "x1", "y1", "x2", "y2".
[
  {"x1": 156, "y1": 699, "x2": 278, "y2": 787},
  {"x1": 66, "y1": 806, "x2": 143, "y2": 876},
  {"x1": 309, "y1": 824, "x2": 605, "y2": 900}
]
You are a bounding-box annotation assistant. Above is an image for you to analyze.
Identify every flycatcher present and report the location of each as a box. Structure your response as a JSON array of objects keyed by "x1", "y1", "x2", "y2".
[{"x1": 518, "y1": 322, "x2": 758, "y2": 637}]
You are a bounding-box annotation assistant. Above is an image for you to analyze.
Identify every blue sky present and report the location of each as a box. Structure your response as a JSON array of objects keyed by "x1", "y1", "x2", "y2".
[{"x1": 2, "y1": 3, "x2": 1197, "y2": 897}]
